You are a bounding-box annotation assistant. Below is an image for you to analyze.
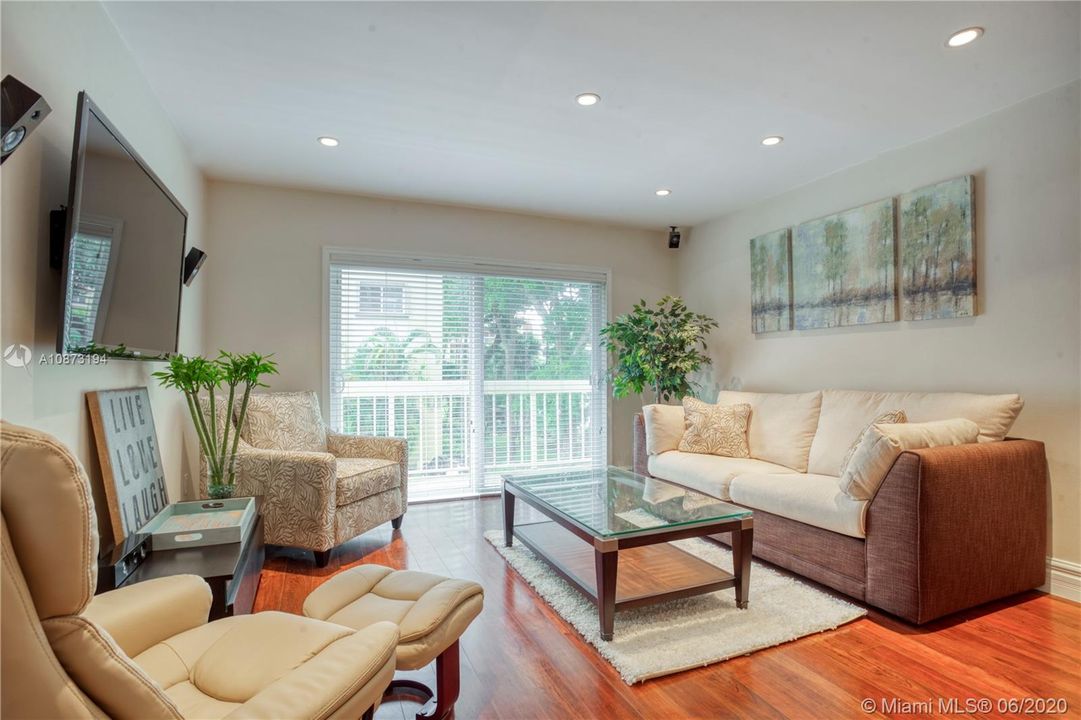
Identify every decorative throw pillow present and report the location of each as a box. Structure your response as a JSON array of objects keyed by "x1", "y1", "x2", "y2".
[
  {"x1": 677, "y1": 397, "x2": 751, "y2": 458},
  {"x1": 839, "y1": 418, "x2": 980, "y2": 501},
  {"x1": 642, "y1": 404, "x2": 686, "y2": 455},
  {"x1": 837, "y1": 410, "x2": 907, "y2": 478}
]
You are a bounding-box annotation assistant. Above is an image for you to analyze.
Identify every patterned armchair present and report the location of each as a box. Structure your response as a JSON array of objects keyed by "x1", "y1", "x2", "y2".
[{"x1": 202, "y1": 391, "x2": 408, "y2": 567}]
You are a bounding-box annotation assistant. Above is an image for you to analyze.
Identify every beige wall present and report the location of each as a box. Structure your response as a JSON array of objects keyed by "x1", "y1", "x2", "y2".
[
  {"x1": 677, "y1": 82, "x2": 1081, "y2": 564},
  {"x1": 0, "y1": 2, "x2": 207, "y2": 536},
  {"x1": 204, "y1": 180, "x2": 675, "y2": 467}
]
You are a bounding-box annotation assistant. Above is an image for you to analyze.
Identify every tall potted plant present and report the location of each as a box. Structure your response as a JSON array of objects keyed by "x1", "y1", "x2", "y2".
[
  {"x1": 154, "y1": 351, "x2": 278, "y2": 499},
  {"x1": 600, "y1": 296, "x2": 718, "y2": 402}
]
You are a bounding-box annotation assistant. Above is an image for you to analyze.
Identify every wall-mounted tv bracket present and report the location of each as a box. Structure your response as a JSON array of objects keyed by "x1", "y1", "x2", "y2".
[{"x1": 49, "y1": 206, "x2": 67, "y2": 270}]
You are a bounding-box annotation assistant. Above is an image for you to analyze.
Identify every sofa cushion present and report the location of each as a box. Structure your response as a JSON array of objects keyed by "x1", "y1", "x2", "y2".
[
  {"x1": 242, "y1": 391, "x2": 328, "y2": 453},
  {"x1": 677, "y1": 398, "x2": 751, "y2": 458},
  {"x1": 336, "y1": 458, "x2": 401, "y2": 506},
  {"x1": 839, "y1": 419, "x2": 980, "y2": 501},
  {"x1": 715, "y1": 391, "x2": 822, "y2": 472},
  {"x1": 647, "y1": 452, "x2": 796, "y2": 501},
  {"x1": 728, "y1": 472, "x2": 868, "y2": 538},
  {"x1": 807, "y1": 389, "x2": 1023, "y2": 476},
  {"x1": 838, "y1": 409, "x2": 907, "y2": 478},
  {"x1": 641, "y1": 404, "x2": 685, "y2": 455}
]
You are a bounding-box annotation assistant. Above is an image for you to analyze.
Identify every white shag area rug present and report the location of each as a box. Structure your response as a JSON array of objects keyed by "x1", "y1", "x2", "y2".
[{"x1": 485, "y1": 522, "x2": 866, "y2": 684}]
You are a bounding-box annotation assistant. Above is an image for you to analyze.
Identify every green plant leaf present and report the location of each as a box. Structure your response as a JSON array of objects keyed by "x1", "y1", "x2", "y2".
[{"x1": 600, "y1": 296, "x2": 716, "y2": 403}]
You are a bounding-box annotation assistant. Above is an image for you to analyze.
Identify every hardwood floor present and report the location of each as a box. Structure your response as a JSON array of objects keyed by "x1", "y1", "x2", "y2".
[{"x1": 253, "y1": 498, "x2": 1081, "y2": 720}]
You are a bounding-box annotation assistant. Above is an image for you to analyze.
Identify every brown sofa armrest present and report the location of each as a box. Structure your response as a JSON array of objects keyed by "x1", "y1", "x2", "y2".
[
  {"x1": 865, "y1": 438, "x2": 1047, "y2": 624},
  {"x1": 632, "y1": 413, "x2": 653, "y2": 478}
]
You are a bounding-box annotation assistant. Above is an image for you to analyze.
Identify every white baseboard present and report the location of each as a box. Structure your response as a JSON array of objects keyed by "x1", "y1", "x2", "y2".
[{"x1": 1040, "y1": 556, "x2": 1081, "y2": 602}]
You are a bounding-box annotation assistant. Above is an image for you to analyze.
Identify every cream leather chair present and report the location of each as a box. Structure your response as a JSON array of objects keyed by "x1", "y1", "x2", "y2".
[
  {"x1": 304, "y1": 565, "x2": 484, "y2": 720},
  {"x1": 0, "y1": 421, "x2": 398, "y2": 720}
]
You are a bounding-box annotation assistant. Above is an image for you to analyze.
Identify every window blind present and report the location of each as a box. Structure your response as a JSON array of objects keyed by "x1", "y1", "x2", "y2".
[{"x1": 327, "y1": 251, "x2": 608, "y2": 501}]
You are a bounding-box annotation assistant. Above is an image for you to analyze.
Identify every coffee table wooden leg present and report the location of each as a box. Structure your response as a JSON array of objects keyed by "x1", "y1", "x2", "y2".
[
  {"x1": 732, "y1": 527, "x2": 753, "y2": 609},
  {"x1": 502, "y1": 488, "x2": 515, "y2": 547},
  {"x1": 595, "y1": 548, "x2": 618, "y2": 641}
]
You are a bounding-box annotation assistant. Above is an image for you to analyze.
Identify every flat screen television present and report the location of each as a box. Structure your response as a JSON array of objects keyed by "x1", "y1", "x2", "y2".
[{"x1": 56, "y1": 91, "x2": 187, "y2": 357}]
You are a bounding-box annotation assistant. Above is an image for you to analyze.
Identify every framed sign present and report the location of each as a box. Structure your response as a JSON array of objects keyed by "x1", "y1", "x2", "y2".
[{"x1": 87, "y1": 387, "x2": 169, "y2": 540}]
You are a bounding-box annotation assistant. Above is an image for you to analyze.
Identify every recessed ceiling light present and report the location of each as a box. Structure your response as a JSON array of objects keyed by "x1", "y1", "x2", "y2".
[
  {"x1": 655, "y1": 188, "x2": 671, "y2": 197},
  {"x1": 946, "y1": 27, "x2": 984, "y2": 48},
  {"x1": 318, "y1": 136, "x2": 339, "y2": 147},
  {"x1": 761, "y1": 135, "x2": 784, "y2": 147},
  {"x1": 575, "y1": 93, "x2": 601, "y2": 107}
]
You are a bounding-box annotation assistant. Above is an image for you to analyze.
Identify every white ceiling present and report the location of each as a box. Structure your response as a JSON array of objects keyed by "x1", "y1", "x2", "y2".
[{"x1": 103, "y1": 2, "x2": 1080, "y2": 228}]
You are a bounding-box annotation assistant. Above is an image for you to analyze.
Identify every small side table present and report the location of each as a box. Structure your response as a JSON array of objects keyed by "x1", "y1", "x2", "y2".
[{"x1": 119, "y1": 496, "x2": 265, "y2": 620}]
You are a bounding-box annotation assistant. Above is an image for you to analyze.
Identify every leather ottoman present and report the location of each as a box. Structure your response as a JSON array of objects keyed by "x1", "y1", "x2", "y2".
[{"x1": 303, "y1": 565, "x2": 483, "y2": 720}]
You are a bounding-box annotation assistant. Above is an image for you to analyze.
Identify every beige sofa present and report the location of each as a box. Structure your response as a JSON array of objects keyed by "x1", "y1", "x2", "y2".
[{"x1": 633, "y1": 389, "x2": 1048, "y2": 624}]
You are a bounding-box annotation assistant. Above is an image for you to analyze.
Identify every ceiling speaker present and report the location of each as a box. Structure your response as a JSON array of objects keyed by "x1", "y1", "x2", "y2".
[{"x1": 668, "y1": 226, "x2": 681, "y2": 249}]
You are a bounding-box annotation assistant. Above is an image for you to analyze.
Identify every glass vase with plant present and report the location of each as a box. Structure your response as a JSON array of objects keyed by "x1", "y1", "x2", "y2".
[
  {"x1": 154, "y1": 351, "x2": 278, "y2": 499},
  {"x1": 600, "y1": 296, "x2": 718, "y2": 403}
]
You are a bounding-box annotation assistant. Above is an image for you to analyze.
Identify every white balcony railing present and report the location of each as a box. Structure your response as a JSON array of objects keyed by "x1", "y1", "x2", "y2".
[{"x1": 337, "y1": 379, "x2": 597, "y2": 499}]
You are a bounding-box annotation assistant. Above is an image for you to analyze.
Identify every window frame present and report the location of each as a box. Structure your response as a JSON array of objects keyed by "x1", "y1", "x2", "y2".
[{"x1": 321, "y1": 246, "x2": 614, "y2": 496}]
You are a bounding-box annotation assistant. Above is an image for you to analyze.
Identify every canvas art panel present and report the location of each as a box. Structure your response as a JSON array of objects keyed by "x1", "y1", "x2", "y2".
[
  {"x1": 749, "y1": 228, "x2": 792, "y2": 333},
  {"x1": 792, "y1": 198, "x2": 896, "y2": 329},
  {"x1": 87, "y1": 387, "x2": 169, "y2": 541},
  {"x1": 899, "y1": 175, "x2": 975, "y2": 320}
]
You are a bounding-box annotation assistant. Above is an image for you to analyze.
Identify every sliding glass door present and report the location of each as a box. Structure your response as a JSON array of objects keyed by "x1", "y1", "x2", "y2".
[{"x1": 326, "y1": 252, "x2": 608, "y2": 501}]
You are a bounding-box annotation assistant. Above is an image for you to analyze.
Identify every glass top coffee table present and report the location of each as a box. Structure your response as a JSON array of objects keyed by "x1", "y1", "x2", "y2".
[{"x1": 502, "y1": 466, "x2": 753, "y2": 641}]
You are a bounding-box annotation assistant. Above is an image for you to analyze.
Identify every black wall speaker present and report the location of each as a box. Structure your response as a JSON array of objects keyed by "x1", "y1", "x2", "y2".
[
  {"x1": 668, "y1": 226, "x2": 681, "y2": 249},
  {"x1": 1, "y1": 75, "x2": 50, "y2": 164},
  {"x1": 183, "y1": 247, "x2": 207, "y2": 286}
]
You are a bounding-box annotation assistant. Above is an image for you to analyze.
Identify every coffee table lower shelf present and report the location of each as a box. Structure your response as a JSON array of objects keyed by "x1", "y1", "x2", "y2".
[{"x1": 513, "y1": 521, "x2": 737, "y2": 622}]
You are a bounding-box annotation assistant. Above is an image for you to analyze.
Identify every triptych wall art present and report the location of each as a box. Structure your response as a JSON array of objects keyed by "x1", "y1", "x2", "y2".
[
  {"x1": 749, "y1": 228, "x2": 792, "y2": 333},
  {"x1": 749, "y1": 175, "x2": 975, "y2": 334},
  {"x1": 899, "y1": 175, "x2": 976, "y2": 321}
]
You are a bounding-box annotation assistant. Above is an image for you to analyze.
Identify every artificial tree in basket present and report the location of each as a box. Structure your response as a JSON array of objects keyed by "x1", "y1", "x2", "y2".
[
  {"x1": 601, "y1": 296, "x2": 718, "y2": 403},
  {"x1": 154, "y1": 351, "x2": 278, "y2": 499}
]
